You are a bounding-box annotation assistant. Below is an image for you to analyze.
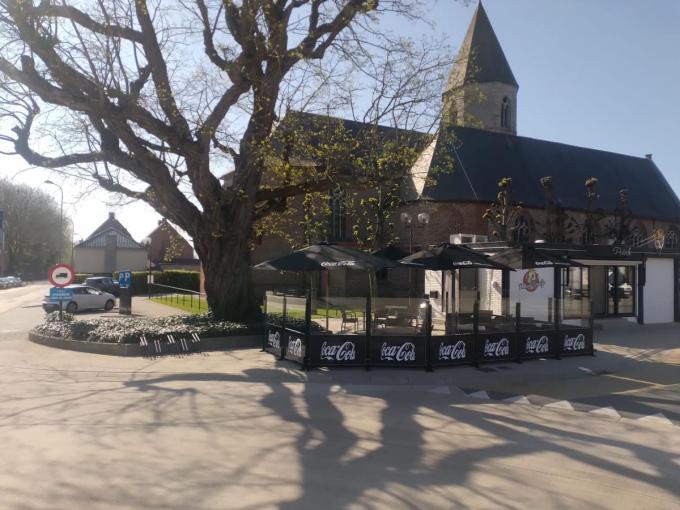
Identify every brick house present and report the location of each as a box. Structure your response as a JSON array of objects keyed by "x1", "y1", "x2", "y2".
[{"x1": 145, "y1": 219, "x2": 198, "y2": 270}]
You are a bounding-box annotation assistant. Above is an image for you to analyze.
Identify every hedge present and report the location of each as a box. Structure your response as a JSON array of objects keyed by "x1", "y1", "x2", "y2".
[{"x1": 103, "y1": 270, "x2": 200, "y2": 295}]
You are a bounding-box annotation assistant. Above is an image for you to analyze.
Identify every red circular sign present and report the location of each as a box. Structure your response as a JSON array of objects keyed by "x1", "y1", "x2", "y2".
[{"x1": 48, "y1": 264, "x2": 75, "y2": 288}]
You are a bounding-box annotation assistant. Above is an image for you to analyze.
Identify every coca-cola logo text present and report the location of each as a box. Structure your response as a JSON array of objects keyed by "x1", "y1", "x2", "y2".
[
  {"x1": 287, "y1": 336, "x2": 303, "y2": 358},
  {"x1": 267, "y1": 330, "x2": 280, "y2": 350},
  {"x1": 525, "y1": 335, "x2": 549, "y2": 354},
  {"x1": 380, "y1": 342, "x2": 416, "y2": 362},
  {"x1": 320, "y1": 341, "x2": 356, "y2": 362},
  {"x1": 563, "y1": 333, "x2": 586, "y2": 351},
  {"x1": 483, "y1": 337, "x2": 510, "y2": 358},
  {"x1": 438, "y1": 340, "x2": 466, "y2": 361}
]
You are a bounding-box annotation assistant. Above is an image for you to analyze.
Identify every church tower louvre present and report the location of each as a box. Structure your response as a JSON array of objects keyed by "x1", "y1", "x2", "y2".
[{"x1": 443, "y1": 1, "x2": 518, "y2": 135}]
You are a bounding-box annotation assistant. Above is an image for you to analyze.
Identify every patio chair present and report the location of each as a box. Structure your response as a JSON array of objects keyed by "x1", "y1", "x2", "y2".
[
  {"x1": 374, "y1": 309, "x2": 389, "y2": 328},
  {"x1": 341, "y1": 309, "x2": 359, "y2": 333}
]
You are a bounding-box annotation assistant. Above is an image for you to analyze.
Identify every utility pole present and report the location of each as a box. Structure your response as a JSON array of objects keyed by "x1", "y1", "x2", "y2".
[{"x1": 44, "y1": 181, "x2": 64, "y2": 264}]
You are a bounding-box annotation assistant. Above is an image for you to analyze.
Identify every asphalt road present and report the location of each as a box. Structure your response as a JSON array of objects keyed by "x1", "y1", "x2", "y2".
[{"x1": 0, "y1": 284, "x2": 678, "y2": 509}]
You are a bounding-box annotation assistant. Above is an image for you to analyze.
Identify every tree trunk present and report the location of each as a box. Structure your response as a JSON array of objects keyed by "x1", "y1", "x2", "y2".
[{"x1": 195, "y1": 227, "x2": 259, "y2": 322}]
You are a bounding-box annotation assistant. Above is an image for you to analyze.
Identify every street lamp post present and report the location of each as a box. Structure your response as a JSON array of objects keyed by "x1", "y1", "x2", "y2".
[
  {"x1": 401, "y1": 211, "x2": 430, "y2": 297},
  {"x1": 44, "y1": 180, "x2": 64, "y2": 264}
]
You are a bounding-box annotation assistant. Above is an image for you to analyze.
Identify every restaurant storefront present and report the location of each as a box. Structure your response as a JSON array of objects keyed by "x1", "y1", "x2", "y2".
[{"x1": 468, "y1": 242, "x2": 680, "y2": 325}]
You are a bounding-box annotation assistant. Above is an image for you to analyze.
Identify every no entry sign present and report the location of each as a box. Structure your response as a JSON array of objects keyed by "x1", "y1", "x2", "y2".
[{"x1": 48, "y1": 263, "x2": 75, "y2": 288}]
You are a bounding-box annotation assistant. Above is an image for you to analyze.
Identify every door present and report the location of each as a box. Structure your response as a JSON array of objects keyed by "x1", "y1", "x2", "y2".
[{"x1": 606, "y1": 266, "x2": 636, "y2": 316}]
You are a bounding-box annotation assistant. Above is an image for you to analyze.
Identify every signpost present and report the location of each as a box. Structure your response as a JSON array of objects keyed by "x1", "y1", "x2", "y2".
[
  {"x1": 49, "y1": 287, "x2": 74, "y2": 302},
  {"x1": 48, "y1": 263, "x2": 75, "y2": 288},
  {"x1": 118, "y1": 270, "x2": 132, "y2": 315},
  {"x1": 47, "y1": 263, "x2": 75, "y2": 319}
]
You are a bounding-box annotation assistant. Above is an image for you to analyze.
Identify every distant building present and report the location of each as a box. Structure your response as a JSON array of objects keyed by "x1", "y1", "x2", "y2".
[
  {"x1": 73, "y1": 212, "x2": 147, "y2": 274},
  {"x1": 145, "y1": 219, "x2": 198, "y2": 270}
]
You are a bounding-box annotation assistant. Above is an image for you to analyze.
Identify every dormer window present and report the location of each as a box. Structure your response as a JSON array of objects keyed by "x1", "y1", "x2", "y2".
[{"x1": 501, "y1": 96, "x2": 511, "y2": 129}]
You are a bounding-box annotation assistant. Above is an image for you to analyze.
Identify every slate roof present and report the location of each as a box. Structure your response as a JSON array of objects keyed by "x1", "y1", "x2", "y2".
[
  {"x1": 444, "y1": 1, "x2": 518, "y2": 93},
  {"x1": 415, "y1": 124, "x2": 680, "y2": 222}
]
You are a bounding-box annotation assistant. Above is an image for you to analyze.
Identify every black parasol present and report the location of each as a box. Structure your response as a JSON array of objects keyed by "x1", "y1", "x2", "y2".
[
  {"x1": 253, "y1": 243, "x2": 397, "y2": 271},
  {"x1": 399, "y1": 243, "x2": 514, "y2": 271},
  {"x1": 488, "y1": 245, "x2": 584, "y2": 269}
]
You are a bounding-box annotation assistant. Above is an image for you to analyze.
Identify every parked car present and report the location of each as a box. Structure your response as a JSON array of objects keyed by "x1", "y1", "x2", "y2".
[
  {"x1": 0, "y1": 276, "x2": 22, "y2": 289},
  {"x1": 84, "y1": 276, "x2": 120, "y2": 297},
  {"x1": 42, "y1": 285, "x2": 116, "y2": 313}
]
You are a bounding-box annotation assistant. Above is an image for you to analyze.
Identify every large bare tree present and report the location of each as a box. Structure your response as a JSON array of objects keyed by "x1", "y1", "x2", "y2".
[{"x1": 0, "y1": 0, "x2": 450, "y2": 319}]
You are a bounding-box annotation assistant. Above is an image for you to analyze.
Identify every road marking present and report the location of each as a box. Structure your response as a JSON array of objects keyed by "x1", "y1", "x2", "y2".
[
  {"x1": 588, "y1": 406, "x2": 621, "y2": 420},
  {"x1": 467, "y1": 390, "x2": 490, "y2": 399},
  {"x1": 503, "y1": 395, "x2": 532, "y2": 405},
  {"x1": 544, "y1": 400, "x2": 575, "y2": 411},
  {"x1": 636, "y1": 413, "x2": 675, "y2": 427}
]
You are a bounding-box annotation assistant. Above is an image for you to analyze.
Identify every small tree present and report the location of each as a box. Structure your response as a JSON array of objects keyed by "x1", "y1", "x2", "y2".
[{"x1": 483, "y1": 177, "x2": 523, "y2": 242}]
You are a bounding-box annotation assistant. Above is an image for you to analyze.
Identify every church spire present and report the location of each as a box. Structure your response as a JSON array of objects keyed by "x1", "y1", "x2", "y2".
[
  {"x1": 443, "y1": 1, "x2": 518, "y2": 135},
  {"x1": 445, "y1": 1, "x2": 518, "y2": 92}
]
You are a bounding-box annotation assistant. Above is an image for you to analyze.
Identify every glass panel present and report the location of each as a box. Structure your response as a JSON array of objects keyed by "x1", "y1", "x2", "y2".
[
  {"x1": 617, "y1": 266, "x2": 635, "y2": 314},
  {"x1": 265, "y1": 291, "x2": 285, "y2": 324},
  {"x1": 311, "y1": 295, "x2": 367, "y2": 335},
  {"x1": 372, "y1": 297, "x2": 427, "y2": 336},
  {"x1": 457, "y1": 268, "x2": 478, "y2": 315},
  {"x1": 607, "y1": 266, "x2": 616, "y2": 314},
  {"x1": 562, "y1": 267, "x2": 591, "y2": 319}
]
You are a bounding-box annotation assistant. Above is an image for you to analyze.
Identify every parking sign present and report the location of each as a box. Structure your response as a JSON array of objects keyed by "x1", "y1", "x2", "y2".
[{"x1": 119, "y1": 270, "x2": 132, "y2": 289}]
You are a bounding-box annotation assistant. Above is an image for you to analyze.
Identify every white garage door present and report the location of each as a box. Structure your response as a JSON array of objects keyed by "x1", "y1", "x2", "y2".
[{"x1": 643, "y1": 258, "x2": 675, "y2": 324}]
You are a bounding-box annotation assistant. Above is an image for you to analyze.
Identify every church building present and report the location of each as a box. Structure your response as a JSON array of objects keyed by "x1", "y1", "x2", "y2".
[{"x1": 254, "y1": 2, "x2": 680, "y2": 325}]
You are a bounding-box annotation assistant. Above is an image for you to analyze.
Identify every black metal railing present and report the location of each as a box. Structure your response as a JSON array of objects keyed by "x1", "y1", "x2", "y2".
[{"x1": 148, "y1": 282, "x2": 204, "y2": 311}]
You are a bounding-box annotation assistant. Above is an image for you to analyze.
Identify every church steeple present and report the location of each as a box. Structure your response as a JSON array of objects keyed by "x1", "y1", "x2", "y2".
[{"x1": 443, "y1": 1, "x2": 519, "y2": 134}]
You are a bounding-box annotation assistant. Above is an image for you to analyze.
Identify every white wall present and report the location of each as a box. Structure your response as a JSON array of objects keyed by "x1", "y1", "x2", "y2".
[{"x1": 643, "y1": 258, "x2": 674, "y2": 324}]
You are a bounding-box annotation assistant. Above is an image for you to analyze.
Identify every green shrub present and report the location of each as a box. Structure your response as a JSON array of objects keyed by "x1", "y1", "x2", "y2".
[{"x1": 74, "y1": 273, "x2": 89, "y2": 284}]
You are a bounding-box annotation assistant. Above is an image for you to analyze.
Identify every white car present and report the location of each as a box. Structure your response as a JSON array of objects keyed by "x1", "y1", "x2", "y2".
[{"x1": 43, "y1": 285, "x2": 116, "y2": 314}]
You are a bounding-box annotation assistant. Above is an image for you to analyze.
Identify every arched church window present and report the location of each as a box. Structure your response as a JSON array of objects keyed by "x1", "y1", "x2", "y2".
[
  {"x1": 629, "y1": 225, "x2": 646, "y2": 247},
  {"x1": 501, "y1": 97, "x2": 511, "y2": 129},
  {"x1": 666, "y1": 227, "x2": 680, "y2": 249},
  {"x1": 328, "y1": 188, "x2": 348, "y2": 242},
  {"x1": 513, "y1": 216, "x2": 530, "y2": 243}
]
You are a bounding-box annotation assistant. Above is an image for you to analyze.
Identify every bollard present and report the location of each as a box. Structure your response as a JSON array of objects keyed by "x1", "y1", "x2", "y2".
[{"x1": 140, "y1": 335, "x2": 149, "y2": 357}]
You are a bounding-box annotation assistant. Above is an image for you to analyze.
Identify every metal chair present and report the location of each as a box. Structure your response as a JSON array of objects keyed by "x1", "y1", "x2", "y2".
[{"x1": 341, "y1": 309, "x2": 359, "y2": 333}]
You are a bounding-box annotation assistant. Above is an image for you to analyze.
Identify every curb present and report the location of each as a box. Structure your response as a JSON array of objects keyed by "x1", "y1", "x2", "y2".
[{"x1": 28, "y1": 331, "x2": 261, "y2": 357}]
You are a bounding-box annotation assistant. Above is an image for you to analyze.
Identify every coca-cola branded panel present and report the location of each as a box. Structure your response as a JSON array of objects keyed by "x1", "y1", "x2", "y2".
[
  {"x1": 430, "y1": 335, "x2": 475, "y2": 366},
  {"x1": 307, "y1": 335, "x2": 366, "y2": 367},
  {"x1": 370, "y1": 336, "x2": 427, "y2": 367},
  {"x1": 519, "y1": 330, "x2": 559, "y2": 359},
  {"x1": 476, "y1": 332, "x2": 517, "y2": 362},
  {"x1": 559, "y1": 328, "x2": 592, "y2": 356},
  {"x1": 264, "y1": 324, "x2": 284, "y2": 356},
  {"x1": 283, "y1": 328, "x2": 306, "y2": 364}
]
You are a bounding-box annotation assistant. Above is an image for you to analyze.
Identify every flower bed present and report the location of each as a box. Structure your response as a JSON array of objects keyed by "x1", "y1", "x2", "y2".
[{"x1": 33, "y1": 311, "x2": 257, "y2": 344}]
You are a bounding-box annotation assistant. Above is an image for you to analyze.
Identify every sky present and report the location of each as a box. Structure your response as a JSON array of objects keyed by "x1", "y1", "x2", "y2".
[{"x1": 1, "y1": 0, "x2": 679, "y2": 245}]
